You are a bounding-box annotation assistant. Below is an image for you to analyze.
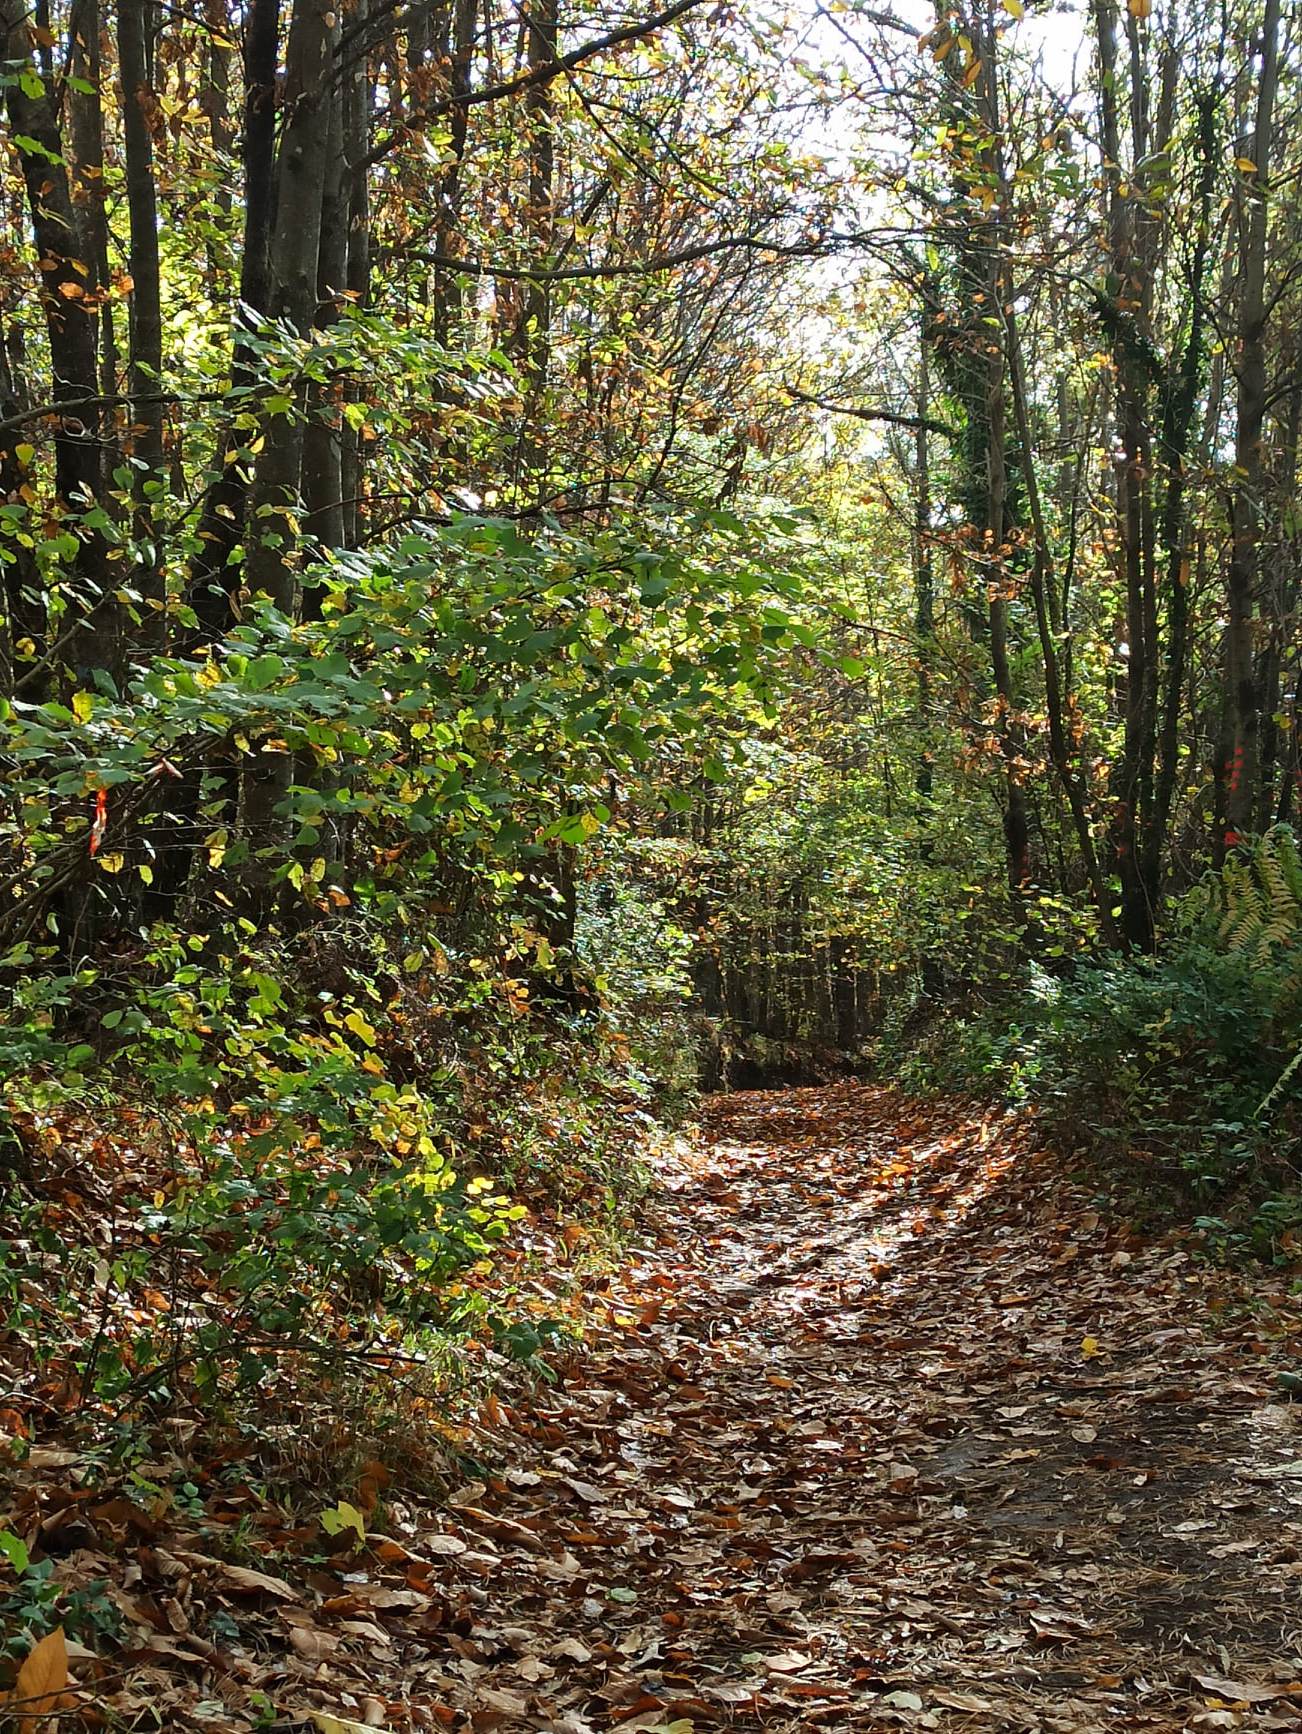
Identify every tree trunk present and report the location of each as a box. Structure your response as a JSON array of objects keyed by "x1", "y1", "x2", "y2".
[
  {"x1": 0, "y1": 0, "x2": 114, "y2": 679},
  {"x1": 1216, "y1": 0, "x2": 1281, "y2": 851},
  {"x1": 243, "y1": 0, "x2": 340, "y2": 873},
  {"x1": 244, "y1": 0, "x2": 338, "y2": 610},
  {"x1": 186, "y1": 0, "x2": 281, "y2": 643},
  {"x1": 1094, "y1": 0, "x2": 1160, "y2": 949},
  {"x1": 119, "y1": 0, "x2": 167, "y2": 637}
]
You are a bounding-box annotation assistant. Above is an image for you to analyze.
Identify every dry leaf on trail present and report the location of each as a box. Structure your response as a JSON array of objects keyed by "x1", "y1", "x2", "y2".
[
  {"x1": 7, "y1": 1626, "x2": 71, "y2": 1718},
  {"x1": 475, "y1": 1685, "x2": 530, "y2": 1713},
  {"x1": 761, "y1": 1650, "x2": 813, "y2": 1674},
  {"x1": 25, "y1": 1447, "x2": 83, "y2": 1470},
  {"x1": 421, "y1": 1532, "x2": 468, "y2": 1556},
  {"x1": 552, "y1": 1638, "x2": 593, "y2": 1663},
  {"x1": 218, "y1": 1562, "x2": 299, "y2": 1599},
  {"x1": 931, "y1": 1688, "x2": 995, "y2": 1712},
  {"x1": 290, "y1": 1624, "x2": 341, "y2": 1659},
  {"x1": 456, "y1": 1505, "x2": 549, "y2": 1552},
  {"x1": 446, "y1": 1481, "x2": 488, "y2": 1507},
  {"x1": 310, "y1": 1713, "x2": 387, "y2": 1734},
  {"x1": 1193, "y1": 1675, "x2": 1292, "y2": 1704}
]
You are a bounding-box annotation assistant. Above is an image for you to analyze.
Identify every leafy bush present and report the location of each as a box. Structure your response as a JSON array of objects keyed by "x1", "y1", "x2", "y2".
[
  {"x1": 575, "y1": 839, "x2": 700, "y2": 1122},
  {"x1": 897, "y1": 938, "x2": 1302, "y2": 1214}
]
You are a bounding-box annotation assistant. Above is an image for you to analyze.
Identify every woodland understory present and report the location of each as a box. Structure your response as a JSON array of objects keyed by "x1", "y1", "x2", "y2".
[{"x1": 2, "y1": 0, "x2": 1302, "y2": 1725}]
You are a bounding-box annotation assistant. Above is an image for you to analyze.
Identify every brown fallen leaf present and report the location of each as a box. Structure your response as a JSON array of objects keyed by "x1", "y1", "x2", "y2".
[
  {"x1": 552, "y1": 1637, "x2": 594, "y2": 1663},
  {"x1": 219, "y1": 1562, "x2": 299, "y2": 1599},
  {"x1": 290, "y1": 1624, "x2": 340, "y2": 1660},
  {"x1": 1193, "y1": 1674, "x2": 1291, "y2": 1705},
  {"x1": 932, "y1": 1688, "x2": 995, "y2": 1712},
  {"x1": 7, "y1": 1626, "x2": 71, "y2": 1719},
  {"x1": 422, "y1": 1533, "x2": 468, "y2": 1557},
  {"x1": 762, "y1": 1649, "x2": 813, "y2": 1674}
]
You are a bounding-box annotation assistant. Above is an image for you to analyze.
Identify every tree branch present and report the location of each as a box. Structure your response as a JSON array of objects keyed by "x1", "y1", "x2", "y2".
[
  {"x1": 399, "y1": 231, "x2": 832, "y2": 282},
  {"x1": 0, "y1": 390, "x2": 229, "y2": 442},
  {"x1": 355, "y1": 0, "x2": 711, "y2": 172},
  {"x1": 784, "y1": 385, "x2": 958, "y2": 439}
]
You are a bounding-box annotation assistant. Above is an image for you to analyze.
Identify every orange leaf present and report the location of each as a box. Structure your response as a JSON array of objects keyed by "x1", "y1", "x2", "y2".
[{"x1": 10, "y1": 1626, "x2": 69, "y2": 1718}]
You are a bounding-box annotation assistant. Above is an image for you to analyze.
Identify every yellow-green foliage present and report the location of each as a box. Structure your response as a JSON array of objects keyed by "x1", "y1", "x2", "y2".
[{"x1": 1192, "y1": 825, "x2": 1302, "y2": 966}]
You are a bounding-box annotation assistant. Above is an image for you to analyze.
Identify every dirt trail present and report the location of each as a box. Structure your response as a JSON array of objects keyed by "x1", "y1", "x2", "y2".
[
  {"x1": 397, "y1": 1085, "x2": 1302, "y2": 1733},
  {"x1": 28, "y1": 1085, "x2": 1302, "y2": 1731}
]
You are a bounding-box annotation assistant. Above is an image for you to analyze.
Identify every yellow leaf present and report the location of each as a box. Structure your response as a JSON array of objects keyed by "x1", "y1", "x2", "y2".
[
  {"x1": 320, "y1": 1499, "x2": 367, "y2": 1541},
  {"x1": 72, "y1": 690, "x2": 93, "y2": 723},
  {"x1": 1081, "y1": 1335, "x2": 1101, "y2": 1359},
  {"x1": 9, "y1": 1626, "x2": 69, "y2": 1718},
  {"x1": 1235, "y1": 156, "x2": 1257, "y2": 173},
  {"x1": 14, "y1": 442, "x2": 34, "y2": 467},
  {"x1": 344, "y1": 1010, "x2": 377, "y2": 1047},
  {"x1": 1127, "y1": 0, "x2": 1150, "y2": 16},
  {"x1": 1004, "y1": 0, "x2": 1024, "y2": 16},
  {"x1": 311, "y1": 1713, "x2": 384, "y2": 1734},
  {"x1": 96, "y1": 851, "x2": 125, "y2": 874}
]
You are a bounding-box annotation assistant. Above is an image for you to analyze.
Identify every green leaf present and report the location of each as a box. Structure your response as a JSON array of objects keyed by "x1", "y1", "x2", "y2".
[{"x1": 0, "y1": 1530, "x2": 30, "y2": 1574}]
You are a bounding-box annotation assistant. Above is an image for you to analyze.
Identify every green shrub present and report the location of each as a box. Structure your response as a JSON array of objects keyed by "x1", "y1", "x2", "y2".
[{"x1": 897, "y1": 940, "x2": 1302, "y2": 1201}]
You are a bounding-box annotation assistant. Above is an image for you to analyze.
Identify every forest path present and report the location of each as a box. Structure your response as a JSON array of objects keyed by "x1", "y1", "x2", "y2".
[
  {"x1": 409, "y1": 1084, "x2": 1302, "y2": 1734},
  {"x1": 72, "y1": 1086, "x2": 1302, "y2": 1731}
]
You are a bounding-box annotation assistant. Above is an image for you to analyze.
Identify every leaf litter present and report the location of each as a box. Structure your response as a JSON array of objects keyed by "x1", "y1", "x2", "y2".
[{"x1": 6, "y1": 1083, "x2": 1302, "y2": 1731}]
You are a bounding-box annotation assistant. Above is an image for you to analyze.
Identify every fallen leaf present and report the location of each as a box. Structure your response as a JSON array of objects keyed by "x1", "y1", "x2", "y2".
[
  {"x1": 218, "y1": 1562, "x2": 298, "y2": 1599},
  {"x1": 8, "y1": 1626, "x2": 70, "y2": 1717},
  {"x1": 1193, "y1": 1675, "x2": 1289, "y2": 1705}
]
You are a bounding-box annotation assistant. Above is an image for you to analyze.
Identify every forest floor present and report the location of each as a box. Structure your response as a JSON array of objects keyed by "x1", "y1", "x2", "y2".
[{"x1": 11, "y1": 1083, "x2": 1302, "y2": 1732}]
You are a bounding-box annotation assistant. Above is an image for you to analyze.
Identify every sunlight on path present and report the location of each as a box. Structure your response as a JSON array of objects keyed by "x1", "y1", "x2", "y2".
[
  {"x1": 435, "y1": 1086, "x2": 1302, "y2": 1732},
  {"x1": 310, "y1": 1086, "x2": 1302, "y2": 1731}
]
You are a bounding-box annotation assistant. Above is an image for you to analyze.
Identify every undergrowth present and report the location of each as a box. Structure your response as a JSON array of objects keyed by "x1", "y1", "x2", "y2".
[{"x1": 877, "y1": 833, "x2": 1302, "y2": 1261}]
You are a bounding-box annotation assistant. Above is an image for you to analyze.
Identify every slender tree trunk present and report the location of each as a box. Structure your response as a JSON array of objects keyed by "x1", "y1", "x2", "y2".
[
  {"x1": 431, "y1": 0, "x2": 476, "y2": 344},
  {"x1": 1148, "y1": 87, "x2": 1218, "y2": 896},
  {"x1": 186, "y1": 0, "x2": 280, "y2": 642},
  {"x1": 200, "y1": 0, "x2": 236, "y2": 292},
  {"x1": 341, "y1": 0, "x2": 372, "y2": 549},
  {"x1": 1258, "y1": 359, "x2": 1301, "y2": 831},
  {"x1": 243, "y1": 0, "x2": 339, "y2": 873},
  {"x1": 1094, "y1": 0, "x2": 1159, "y2": 949},
  {"x1": 1216, "y1": 0, "x2": 1281, "y2": 851},
  {"x1": 148, "y1": 0, "x2": 281, "y2": 916},
  {"x1": 914, "y1": 329, "x2": 934, "y2": 825},
  {"x1": 0, "y1": 319, "x2": 40, "y2": 695},
  {"x1": 119, "y1": 0, "x2": 167, "y2": 637},
  {"x1": 301, "y1": 78, "x2": 348, "y2": 566},
  {"x1": 67, "y1": 0, "x2": 117, "y2": 412},
  {"x1": 0, "y1": 0, "x2": 113, "y2": 680},
  {"x1": 1003, "y1": 298, "x2": 1117, "y2": 945},
  {"x1": 973, "y1": 9, "x2": 1031, "y2": 928},
  {"x1": 245, "y1": 0, "x2": 338, "y2": 609}
]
